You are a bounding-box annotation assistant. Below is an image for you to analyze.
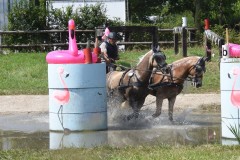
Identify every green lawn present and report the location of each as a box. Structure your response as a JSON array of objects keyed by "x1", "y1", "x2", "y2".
[
  {"x1": 1, "y1": 144, "x2": 240, "y2": 160},
  {"x1": 0, "y1": 46, "x2": 220, "y2": 95},
  {"x1": 0, "y1": 47, "x2": 237, "y2": 160}
]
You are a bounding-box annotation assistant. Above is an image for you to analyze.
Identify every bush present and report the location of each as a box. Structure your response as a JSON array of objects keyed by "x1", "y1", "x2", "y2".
[
  {"x1": 6, "y1": 1, "x2": 123, "y2": 52},
  {"x1": 6, "y1": 0, "x2": 49, "y2": 52}
]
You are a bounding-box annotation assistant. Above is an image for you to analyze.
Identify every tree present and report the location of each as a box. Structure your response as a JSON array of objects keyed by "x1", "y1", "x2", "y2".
[
  {"x1": 129, "y1": 0, "x2": 240, "y2": 30},
  {"x1": 165, "y1": 0, "x2": 238, "y2": 30},
  {"x1": 8, "y1": 0, "x2": 48, "y2": 30},
  {"x1": 129, "y1": 0, "x2": 165, "y2": 23},
  {"x1": 7, "y1": 0, "x2": 123, "y2": 51}
]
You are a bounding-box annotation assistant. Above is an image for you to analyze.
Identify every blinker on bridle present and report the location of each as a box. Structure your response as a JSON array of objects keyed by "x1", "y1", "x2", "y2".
[
  {"x1": 152, "y1": 51, "x2": 167, "y2": 69},
  {"x1": 188, "y1": 57, "x2": 206, "y2": 81}
]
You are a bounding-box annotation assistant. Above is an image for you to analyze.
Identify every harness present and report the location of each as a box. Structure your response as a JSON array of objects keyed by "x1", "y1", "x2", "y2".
[
  {"x1": 113, "y1": 50, "x2": 167, "y2": 92},
  {"x1": 148, "y1": 65, "x2": 183, "y2": 90},
  {"x1": 148, "y1": 57, "x2": 206, "y2": 90},
  {"x1": 118, "y1": 69, "x2": 146, "y2": 90}
]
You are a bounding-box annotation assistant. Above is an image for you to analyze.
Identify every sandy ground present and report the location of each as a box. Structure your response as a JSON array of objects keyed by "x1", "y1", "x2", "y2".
[{"x1": 0, "y1": 94, "x2": 220, "y2": 114}]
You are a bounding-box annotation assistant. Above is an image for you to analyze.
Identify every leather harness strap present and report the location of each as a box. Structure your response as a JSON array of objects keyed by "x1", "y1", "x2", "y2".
[{"x1": 118, "y1": 69, "x2": 145, "y2": 90}]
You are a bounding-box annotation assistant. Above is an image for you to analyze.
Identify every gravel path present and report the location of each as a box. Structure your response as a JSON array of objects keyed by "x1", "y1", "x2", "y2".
[{"x1": 0, "y1": 94, "x2": 220, "y2": 114}]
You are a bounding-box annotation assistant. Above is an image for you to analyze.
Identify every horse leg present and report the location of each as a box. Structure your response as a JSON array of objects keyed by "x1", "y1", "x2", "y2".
[
  {"x1": 121, "y1": 100, "x2": 130, "y2": 108},
  {"x1": 127, "y1": 98, "x2": 145, "y2": 120},
  {"x1": 152, "y1": 96, "x2": 163, "y2": 118},
  {"x1": 168, "y1": 96, "x2": 177, "y2": 121}
]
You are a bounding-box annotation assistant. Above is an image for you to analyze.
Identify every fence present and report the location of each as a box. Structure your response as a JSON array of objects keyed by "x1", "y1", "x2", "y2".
[{"x1": 0, "y1": 27, "x2": 198, "y2": 54}]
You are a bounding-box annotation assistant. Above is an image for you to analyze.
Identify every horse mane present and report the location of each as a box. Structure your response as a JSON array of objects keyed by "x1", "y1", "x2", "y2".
[
  {"x1": 137, "y1": 50, "x2": 152, "y2": 66},
  {"x1": 172, "y1": 56, "x2": 200, "y2": 67}
]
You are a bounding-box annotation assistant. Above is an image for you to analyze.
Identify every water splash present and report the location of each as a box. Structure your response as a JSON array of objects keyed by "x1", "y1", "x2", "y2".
[
  {"x1": 107, "y1": 98, "x2": 195, "y2": 131},
  {"x1": 182, "y1": 80, "x2": 191, "y2": 94}
]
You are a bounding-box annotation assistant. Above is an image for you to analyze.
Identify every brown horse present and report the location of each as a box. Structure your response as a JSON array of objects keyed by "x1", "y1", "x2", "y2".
[
  {"x1": 106, "y1": 48, "x2": 167, "y2": 120},
  {"x1": 148, "y1": 56, "x2": 208, "y2": 121}
]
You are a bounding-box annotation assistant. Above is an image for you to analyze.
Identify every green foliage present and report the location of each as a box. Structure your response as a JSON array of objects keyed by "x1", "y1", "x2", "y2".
[
  {"x1": 0, "y1": 46, "x2": 221, "y2": 95},
  {"x1": 48, "y1": 3, "x2": 107, "y2": 30},
  {"x1": 8, "y1": 0, "x2": 48, "y2": 30},
  {"x1": 47, "y1": 3, "x2": 110, "y2": 49},
  {"x1": 0, "y1": 52, "x2": 48, "y2": 95},
  {"x1": 6, "y1": 0, "x2": 48, "y2": 51},
  {"x1": 163, "y1": 0, "x2": 239, "y2": 28},
  {"x1": 226, "y1": 121, "x2": 240, "y2": 144},
  {"x1": 129, "y1": 0, "x2": 240, "y2": 32},
  {"x1": 6, "y1": 0, "x2": 123, "y2": 51},
  {"x1": 1, "y1": 145, "x2": 240, "y2": 159},
  {"x1": 211, "y1": 25, "x2": 240, "y2": 44}
]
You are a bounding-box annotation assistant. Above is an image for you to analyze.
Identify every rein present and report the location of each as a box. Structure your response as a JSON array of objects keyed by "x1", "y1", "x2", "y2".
[{"x1": 148, "y1": 58, "x2": 204, "y2": 90}]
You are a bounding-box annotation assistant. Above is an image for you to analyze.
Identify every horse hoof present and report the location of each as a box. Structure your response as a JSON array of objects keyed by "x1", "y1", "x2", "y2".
[
  {"x1": 127, "y1": 113, "x2": 139, "y2": 120},
  {"x1": 152, "y1": 113, "x2": 160, "y2": 118},
  {"x1": 127, "y1": 115, "x2": 133, "y2": 121}
]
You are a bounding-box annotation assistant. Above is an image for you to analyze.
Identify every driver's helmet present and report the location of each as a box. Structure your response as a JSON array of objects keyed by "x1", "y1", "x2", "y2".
[{"x1": 108, "y1": 32, "x2": 117, "y2": 40}]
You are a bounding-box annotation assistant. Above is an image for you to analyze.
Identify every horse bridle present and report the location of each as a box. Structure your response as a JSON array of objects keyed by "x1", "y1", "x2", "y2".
[
  {"x1": 187, "y1": 57, "x2": 206, "y2": 87},
  {"x1": 152, "y1": 51, "x2": 167, "y2": 69},
  {"x1": 148, "y1": 57, "x2": 207, "y2": 89},
  {"x1": 118, "y1": 51, "x2": 167, "y2": 90}
]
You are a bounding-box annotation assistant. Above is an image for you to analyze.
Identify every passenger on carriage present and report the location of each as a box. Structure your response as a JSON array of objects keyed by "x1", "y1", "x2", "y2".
[{"x1": 100, "y1": 32, "x2": 120, "y2": 73}]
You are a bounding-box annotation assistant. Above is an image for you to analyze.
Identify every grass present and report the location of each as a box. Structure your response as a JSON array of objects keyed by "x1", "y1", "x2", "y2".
[
  {"x1": 0, "y1": 52, "x2": 48, "y2": 95},
  {"x1": 227, "y1": 123, "x2": 240, "y2": 144},
  {"x1": 0, "y1": 46, "x2": 220, "y2": 95},
  {"x1": 0, "y1": 46, "x2": 226, "y2": 159},
  {"x1": 0, "y1": 145, "x2": 240, "y2": 159}
]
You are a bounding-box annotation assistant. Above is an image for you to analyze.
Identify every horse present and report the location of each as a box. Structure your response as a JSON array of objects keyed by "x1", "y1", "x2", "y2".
[
  {"x1": 106, "y1": 48, "x2": 167, "y2": 120},
  {"x1": 148, "y1": 56, "x2": 208, "y2": 121}
]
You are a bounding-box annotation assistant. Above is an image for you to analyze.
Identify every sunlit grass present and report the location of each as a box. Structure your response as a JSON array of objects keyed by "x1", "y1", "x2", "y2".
[
  {"x1": 1, "y1": 144, "x2": 240, "y2": 159},
  {"x1": 0, "y1": 46, "x2": 220, "y2": 95},
  {"x1": 118, "y1": 46, "x2": 220, "y2": 94},
  {"x1": 0, "y1": 52, "x2": 48, "y2": 95}
]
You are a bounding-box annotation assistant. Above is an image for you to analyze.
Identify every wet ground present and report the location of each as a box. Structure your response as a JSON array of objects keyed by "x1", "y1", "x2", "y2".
[{"x1": 0, "y1": 107, "x2": 223, "y2": 150}]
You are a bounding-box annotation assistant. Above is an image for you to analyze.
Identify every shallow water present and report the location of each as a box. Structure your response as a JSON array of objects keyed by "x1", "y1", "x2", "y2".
[{"x1": 0, "y1": 107, "x2": 223, "y2": 150}]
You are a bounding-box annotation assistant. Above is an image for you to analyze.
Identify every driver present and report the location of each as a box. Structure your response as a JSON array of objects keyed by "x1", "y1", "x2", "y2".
[{"x1": 100, "y1": 32, "x2": 119, "y2": 73}]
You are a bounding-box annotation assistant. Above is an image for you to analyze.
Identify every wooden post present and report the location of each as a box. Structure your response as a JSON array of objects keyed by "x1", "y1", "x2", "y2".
[
  {"x1": 182, "y1": 27, "x2": 187, "y2": 57},
  {"x1": 204, "y1": 18, "x2": 210, "y2": 30},
  {"x1": 152, "y1": 26, "x2": 158, "y2": 49},
  {"x1": 204, "y1": 18, "x2": 211, "y2": 61},
  {"x1": 174, "y1": 33, "x2": 179, "y2": 55},
  {"x1": 189, "y1": 29, "x2": 196, "y2": 44},
  {"x1": 205, "y1": 37, "x2": 212, "y2": 61},
  {"x1": 125, "y1": 31, "x2": 129, "y2": 50}
]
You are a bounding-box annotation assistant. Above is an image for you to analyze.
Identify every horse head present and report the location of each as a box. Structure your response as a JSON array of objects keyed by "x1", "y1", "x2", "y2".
[
  {"x1": 189, "y1": 57, "x2": 208, "y2": 88},
  {"x1": 150, "y1": 47, "x2": 167, "y2": 70}
]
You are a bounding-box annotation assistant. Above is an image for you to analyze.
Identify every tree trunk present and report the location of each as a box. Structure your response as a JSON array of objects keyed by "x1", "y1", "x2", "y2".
[
  {"x1": 194, "y1": 0, "x2": 202, "y2": 31},
  {"x1": 219, "y1": 0, "x2": 223, "y2": 25}
]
